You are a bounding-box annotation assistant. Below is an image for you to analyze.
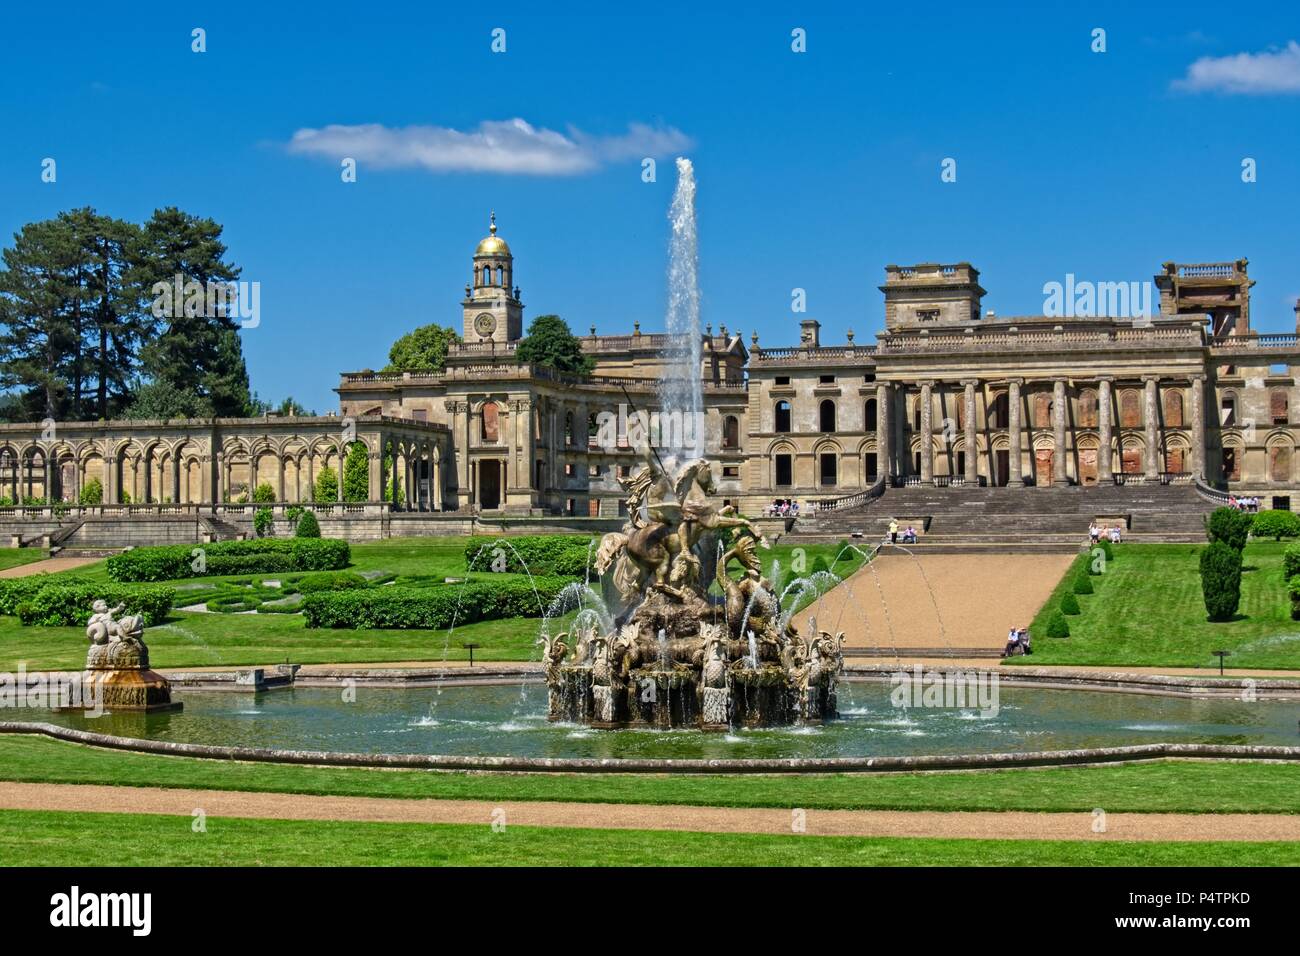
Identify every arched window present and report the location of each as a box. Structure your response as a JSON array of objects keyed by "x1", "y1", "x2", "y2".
[
  {"x1": 865, "y1": 399, "x2": 878, "y2": 431},
  {"x1": 481, "y1": 402, "x2": 501, "y2": 442},
  {"x1": 990, "y1": 392, "x2": 1009, "y2": 429},
  {"x1": 1120, "y1": 390, "x2": 1141, "y2": 428},
  {"x1": 1034, "y1": 393, "x2": 1052, "y2": 429},
  {"x1": 819, "y1": 399, "x2": 836, "y2": 433},
  {"x1": 774, "y1": 400, "x2": 791, "y2": 434},
  {"x1": 722, "y1": 415, "x2": 740, "y2": 449},
  {"x1": 1164, "y1": 391, "x2": 1184, "y2": 427},
  {"x1": 1078, "y1": 389, "x2": 1098, "y2": 428},
  {"x1": 1271, "y1": 444, "x2": 1292, "y2": 482}
]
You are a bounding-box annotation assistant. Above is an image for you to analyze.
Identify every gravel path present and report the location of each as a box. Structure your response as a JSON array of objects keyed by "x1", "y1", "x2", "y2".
[
  {"x1": 1, "y1": 781, "x2": 1295, "y2": 841},
  {"x1": 815, "y1": 552, "x2": 1076, "y2": 649},
  {"x1": 0, "y1": 556, "x2": 100, "y2": 578}
]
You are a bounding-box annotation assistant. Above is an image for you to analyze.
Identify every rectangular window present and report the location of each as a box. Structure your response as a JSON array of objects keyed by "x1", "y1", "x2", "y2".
[
  {"x1": 775, "y1": 454, "x2": 793, "y2": 487},
  {"x1": 917, "y1": 309, "x2": 940, "y2": 321},
  {"x1": 819, "y1": 374, "x2": 836, "y2": 384},
  {"x1": 775, "y1": 376, "x2": 791, "y2": 386},
  {"x1": 722, "y1": 466, "x2": 739, "y2": 478}
]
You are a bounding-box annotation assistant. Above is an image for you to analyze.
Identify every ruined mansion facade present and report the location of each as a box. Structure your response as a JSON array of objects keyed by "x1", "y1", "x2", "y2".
[{"x1": 5, "y1": 218, "x2": 1300, "y2": 527}]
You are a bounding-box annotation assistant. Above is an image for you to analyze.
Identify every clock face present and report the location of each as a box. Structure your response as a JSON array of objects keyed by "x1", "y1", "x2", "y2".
[{"x1": 474, "y1": 312, "x2": 497, "y2": 336}]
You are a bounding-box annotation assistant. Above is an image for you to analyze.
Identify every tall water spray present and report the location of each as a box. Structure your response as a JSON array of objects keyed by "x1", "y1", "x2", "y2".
[{"x1": 658, "y1": 158, "x2": 704, "y2": 462}]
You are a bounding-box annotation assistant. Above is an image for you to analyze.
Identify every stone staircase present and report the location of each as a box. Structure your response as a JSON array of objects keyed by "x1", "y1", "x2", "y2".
[{"x1": 792, "y1": 483, "x2": 1210, "y2": 551}]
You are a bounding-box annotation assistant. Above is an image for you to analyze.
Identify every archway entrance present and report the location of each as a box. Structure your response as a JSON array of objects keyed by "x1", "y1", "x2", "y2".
[
  {"x1": 1079, "y1": 449, "x2": 1097, "y2": 485},
  {"x1": 479, "y1": 460, "x2": 502, "y2": 510}
]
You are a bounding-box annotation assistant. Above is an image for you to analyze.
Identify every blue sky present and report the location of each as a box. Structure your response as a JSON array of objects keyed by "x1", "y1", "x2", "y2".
[{"x1": 3, "y1": 1, "x2": 1299, "y2": 412}]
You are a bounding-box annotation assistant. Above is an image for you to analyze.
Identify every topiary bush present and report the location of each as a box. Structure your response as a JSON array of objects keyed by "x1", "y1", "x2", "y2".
[
  {"x1": 1284, "y1": 543, "x2": 1300, "y2": 582},
  {"x1": 1072, "y1": 571, "x2": 1094, "y2": 595},
  {"x1": 16, "y1": 583, "x2": 175, "y2": 627},
  {"x1": 295, "y1": 510, "x2": 321, "y2": 538},
  {"x1": 1200, "y1": 541, "x2": 1243, "y2": 622},
  {"x1": 462, "y1": 535, "x2": 595, "y2": 578},
  {"x1": 106, "y1": 538, "x2": 350, "y2": 582},
  {"x1": 302, "y1": 576, "x2": 572, "y2": 629},
  {"x1": 1289, "y1": 575, "x2": 1300, "y2": 621},
  {"x1": 253, "y1": 482, "x2": 276, "y2": 504},
  {"x1": 1205, "y1": 506, "x2": 1252, "y2": 551},
  {"x1": 1045, "y1": 611, "x2": 1070, "y2": 638},
  {"x1": 1251, "y1": 509, "x2": 1300, "y2": 541},
  {"x1": 1059, "y1": 592, "x2": 1080, "y2": 615}
]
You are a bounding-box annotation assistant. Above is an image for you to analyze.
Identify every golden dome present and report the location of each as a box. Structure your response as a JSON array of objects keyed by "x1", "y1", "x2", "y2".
[{"x1": 474, "y1": 211, "x2": 511, "y2": 257}]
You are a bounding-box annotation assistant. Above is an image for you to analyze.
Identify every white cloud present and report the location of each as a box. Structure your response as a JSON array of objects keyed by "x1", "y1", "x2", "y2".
[
  {"x1": 286, "y1": 118, "x2": 693, "y2": 175},
  {"x1": 1174, "y1": 40, "x2": 1300, "y2": 94}
]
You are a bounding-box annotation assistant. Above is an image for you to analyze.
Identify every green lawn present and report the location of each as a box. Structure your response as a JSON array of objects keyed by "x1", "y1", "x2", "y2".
[
  {"x1": 0, "y1": 536, "x2": 863, "y2": 670},
  {"x1": 0, "y1": 548, "x2": 48, "y2": 573},
  {"x1": 1022, "y1": 541, "x2": 1300, "y2": 669},
  {"x1": 3, "y1": 809, "x2": 1293, "y2": 866},
  {"x1": 2, "y1": 736, "x2": 1298, "y2": 814}
]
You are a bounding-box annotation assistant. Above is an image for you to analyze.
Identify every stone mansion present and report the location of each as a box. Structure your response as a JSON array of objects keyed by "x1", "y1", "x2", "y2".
[{"x1": 3, "y1": 215, "x2": 1300, "y2": 533}]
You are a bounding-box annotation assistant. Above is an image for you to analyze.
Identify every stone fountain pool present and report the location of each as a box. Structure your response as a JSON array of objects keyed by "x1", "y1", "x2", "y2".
[{"x1": 30, "y1": 682, "x2": 1300, "y2": 761}]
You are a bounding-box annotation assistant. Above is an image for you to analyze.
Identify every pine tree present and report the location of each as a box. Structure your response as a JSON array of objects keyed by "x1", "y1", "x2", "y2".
[
  {"x1": 131, "y1": 207, "x2": 252, "y2": 416},
  {"x1": 342, "y1": 442, "x2": 370, "y2": 501}
]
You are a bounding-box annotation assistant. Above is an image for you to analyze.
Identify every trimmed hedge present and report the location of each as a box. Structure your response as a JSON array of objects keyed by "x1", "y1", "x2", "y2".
[
  {"x1": 1289, "y1": 575, "x2": 1300, "y2": 621},
  {"x1": 0, "y1": 576, "x2": 57, "y2": 615},
  {"x1": 1251, "y1": 509, "x2": 1300, "y2": 541},
  {"x1": 1200, "y1": 541, "x2": 1243, "y2": 622},
  {"x1": 1071, "y1": 572, "x2": 1094, "y2": 595},
  {"x1": 290, "y1": 571, "x2": 369, "y2": 594},
  {"x1": 303, "y1": 576, "x2": 572, "y2": 629},
  {"x1": 296, "y1": 510, "x2": 322, "y2": 538},
  {"x1": 462, "y1": 535, "x2": 595, "y2": 578},
  {"x1": 106, "y1": 538, "x2": 351, "y2": 582},
  {"x1": 16, "y1": 583, "x2": 175, "y2": 627},
  {"x1": 1284, "y1": 544, "x2": 1300, "y2": 583},
  {"x1": 1060, "y1": 592, "x2": 1080, "y2": 615},
  {"x1": 1205, "y1": 507, "x2": 1251, "y2": 551}
]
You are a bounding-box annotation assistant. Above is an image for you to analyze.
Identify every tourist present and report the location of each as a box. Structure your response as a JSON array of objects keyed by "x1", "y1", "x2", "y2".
[
  {"x1": 888, "y1": 519, "x2": 899, "y2": 544},
  {"x1": 791, "y1": 500, "x2": 800, "y2": 516},
  {"x1": 1229, "y1": 495, "x2": 1238, "y2": 510},
  {"x1": 1003, "y1": 626, "x2": 1021, "y2": 658},
  {"x1": 1109, "y1": 525, "x2": 1122, "y2": 543},
  {"x1": 902, "y1": 525, "x2": 917, "y2": 544},
  {"x1": 1088, "y1": 523, "x2": 1100, "y2": 544},
  {"x1": 1019, "y1": 626, "x2": 1032, "y2": 655}
]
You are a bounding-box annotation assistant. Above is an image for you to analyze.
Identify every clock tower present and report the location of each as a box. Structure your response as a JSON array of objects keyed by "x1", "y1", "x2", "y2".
[{"x1": 462, "y1": 212, "x2": 524, "y2": 344}]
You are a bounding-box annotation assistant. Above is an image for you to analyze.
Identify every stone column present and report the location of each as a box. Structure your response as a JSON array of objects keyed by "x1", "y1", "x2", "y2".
[
  {"x1": 367, "y1": 438, "x2": 383, "y2": 502},
  {"x1": 919, "y1": 382, "x2": 934, "y2": 483},
  {"x1": 1190, "y1": 375, "x2": 1206, "y2": 480},
  {"x1": 336, "y1": 445, "x2": 345, "y2": 502},
  {"x1": 962, "y1": 380, "x2": 978, "y2": 483},
  {"x1": 1053, "y1": 378, "x2": 1068, "y2": 485},
  {"x1": 1144, "y1": 376, "x2": 1160, "y2": 479},
  {"x1": 876, "y1": 383, "x2": 891, "y2": 481},
  {"x1": 1007, "y1": 380, "x2": 1023, "y2": 486},
  {"x1": 215, "y1": 450, "x2": 225, "y2": 504},
  {"x1": 432, "y1": 446, "x2": 443, "y2": 511},
  {"x1": 1098, "y1": 378, "x2": 1113, "y2": 482}
]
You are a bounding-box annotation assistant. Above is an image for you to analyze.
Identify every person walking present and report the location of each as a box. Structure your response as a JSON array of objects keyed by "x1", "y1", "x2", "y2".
[{"x1": 888, "y1": 519, "x2": 899, "y2": 544}]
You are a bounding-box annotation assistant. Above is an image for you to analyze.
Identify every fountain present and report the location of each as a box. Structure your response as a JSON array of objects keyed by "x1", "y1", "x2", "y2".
[
  {"x1": 80, "y1": 599, "x2": 180, "y2": 713},
  {"x1": 540, "y1": 158, "x2": 842, "y2": 730}
]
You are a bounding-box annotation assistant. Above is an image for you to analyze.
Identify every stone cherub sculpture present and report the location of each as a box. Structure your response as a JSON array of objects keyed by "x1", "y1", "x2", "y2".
[{"x1": 84, "y1": 599, "x2": 149, "y2": 669}]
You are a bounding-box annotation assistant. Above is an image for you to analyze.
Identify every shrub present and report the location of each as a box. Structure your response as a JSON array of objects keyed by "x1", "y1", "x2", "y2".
[
  {"x1": 462, "y1": 535, "x2": 595, "y2": 578},
  {"x1": 17, "y1": 583, "x2": 174, "y2": 627},
  {"x1": 1072, "y1": 572, "x2": 1094, "y2": 595},
  {"x1": 1284, "y1": 544, "x2": 1300, "y2": 582},
  {"x1": 253, "y1": 507, "x2": 274, "y2": 537},
  {"x1": 0, "y1": 576, "x2": 58, "y2": 615},
  {"x1": 253, "y1": 482, "x2": 276, "y2": 504},
  {"x1": 1251, "y1": 509, "x2": 1300, "y2": 541},
  {"x1": 1199, "y1": 541, "x2": 1243, "y2": 622},
  {"x1": 342, "y1": 442, "x2": 369, "y2": 502},
  {"x1": 1045, "y1": 611, "x2": 1070, "y2": 639},
  {"x1": 296, "y1": 510, "x2": 321, "y2": 538},
  {"x1": 1205, "y1": 507, "x2": 1251, "y2": 551},
  {"x1": 313, "y1": 465, "x2": 338, "y2": 503},
  {"x1": 106, "y1": 538, "x2": 350, "y2": 582},
  {"x1": 1059, "y1": 592, "x2": 1080, "y2": 615},
  {"x1": 78, "y1": 477, "x2": 104, "y2": 505},
  {"x1": 302, "y1": 576, "x2": 572, "y2": 629},
  {"x1": 1289, "y1": 575, "x2": 1300, "y2": 621}
]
